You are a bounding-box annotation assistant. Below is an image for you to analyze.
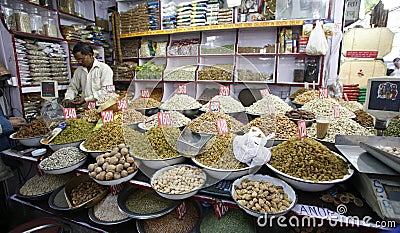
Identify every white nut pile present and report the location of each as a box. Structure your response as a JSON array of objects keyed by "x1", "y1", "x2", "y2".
[
  {"x1": 160, "y1": 94, "x2": 202, "y2": 110},
  {"x1": 377, "y1": 146, "x2": 400, "y2": 156},
  {"x1": 200, "y1": 95, "x2": 245, "y2": 113},
  {"x1": 122, "y1": 109, "x2": 147, "y2": 125},
  {"x1": 152, "y1": 165, "x2": 205, "y2": 194},
  {"x1": 339, "y1": 100, "x2": 364, "y2": 113},
  {"x1": 97, "y1": 93, "x2": 119, "y2": 105},
  {"x1": 164, "y1": 65, "x2": 196, "y2": 81},
  {"x1": 39, "y1": 147, "x2": 86, "y2": 170},
  {"x1": 301, "y1": 98, "x2": 354, "y2": 119},
  {"x1": 143, "y1": 111, "x2": 191, "y2": 130},
  {"x1": 307, "y1": 118, "x2": 373, "y2": 143},
  {"x1": 246, "y1": 94, "x2": 292, "y2": 115}
]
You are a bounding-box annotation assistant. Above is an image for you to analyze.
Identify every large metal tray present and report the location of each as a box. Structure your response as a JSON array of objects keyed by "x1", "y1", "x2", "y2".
[{"x1": 359, "y1": 142, "x2": 400, "y2": 174}]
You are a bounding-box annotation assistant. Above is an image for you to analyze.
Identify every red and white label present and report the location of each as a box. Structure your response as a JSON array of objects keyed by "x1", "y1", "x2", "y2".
[
  {"x1": 343, "y1": 93, "x2": 349, "y2": 101},
  {"x1": 177, "y1": 84, "x2": 187, "y2": 94},
  {"x1": 101, "y1": 110, "x2": 114, "y2": 124},
  {"x1": 176, "y1": 201, "x2": 187, "y2": 220},
  {"x1": 63, "y1": 108, "x2": 77, "y2": 119},
  {"x1": 158, "y1": 112, "x2": 172, "y2": 126},
  {"x1": 214, "y1": 200, "x2": 229, "y2": 220},
  {"x1": 304, "y1": 82, "x2": 310, "y2": 89},
  {"x1": 117, "y1": 98, "x2": 128, "y2": 111},
  {"x1": 319, "y1": 88, "x2": 329, "y2": 99},
  {"x1": 216, "y1": 119, "x2": 229, "y2": 135},
  {"x1": 298, "y1": 120, "x2": 307, "y2": 139},
  {"x1": 260, "y1": 88, "x2": 270, "y2": 98},
  {"x1": 86, "y1": 101, "x2": 96, "y2": 110},
  {"x1": 333, "y1": 104, "x2": 341, "y2": 118},
  {"x1": 209, "y1": 101, "x2": 220, "y2": 112},
  {"x1": 109, "y1": 184, "x2": 124, "y2": 195},
  {"x1": 345, "y1": 51, "x2": 378, "y2": 58},
  {"x1": 106, "y1": 85, "x2": 116, "y2": 93},
  {"x1": 140, "y1": 89, "x2": 151, "y2": 98},
  {"x1": 219, "y1": 86, "x2": 230, "y2": 96},
  {"x1": 268, "y1": 103, "x2": 275, "y2": 115}
]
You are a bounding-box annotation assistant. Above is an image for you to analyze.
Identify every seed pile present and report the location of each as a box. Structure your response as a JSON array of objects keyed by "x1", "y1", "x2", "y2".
[
  {"x1": 19, "y1": 174, "x2": 72, "y2": 196},
  {"x1": 93, "y1": 193, "x2": 128, "y2": 222},
  {"x1": 125, "y1": 188, "x2": 176, "y2": 214},
  {"x1": 187, "y1": 112, "x2": 244, "y2": 134},
  {"x1": 160, "y1": 94, "x2": 201, "y2": 110},
  {"x1": 123, "y1": 127, "x2": 158, "y2": 159},
  {"x1": 200, "y1": 208, "x2": 255, "y2": 233},
  {"x1": 39, "y1": 147, "x2": 86, "y2": 170}
]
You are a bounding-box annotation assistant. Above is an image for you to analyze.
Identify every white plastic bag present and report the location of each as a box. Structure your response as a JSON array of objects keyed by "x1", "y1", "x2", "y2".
[{"x1": 306, "y1": 21, "x2": 329, "y2": 55}]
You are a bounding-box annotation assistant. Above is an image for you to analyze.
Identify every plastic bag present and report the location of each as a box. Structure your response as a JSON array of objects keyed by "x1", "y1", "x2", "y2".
[
  {"x1": 306, "y1": 21, "x2": 328, "y2": 55},
  {"x1": 40, "y1": 99, "x2": 65, "y2": 129}
]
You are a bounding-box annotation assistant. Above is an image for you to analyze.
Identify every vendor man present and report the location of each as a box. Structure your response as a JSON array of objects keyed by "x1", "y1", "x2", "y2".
[{"x1": 64, "y1": 42, "x2": 113, "y2": 106}]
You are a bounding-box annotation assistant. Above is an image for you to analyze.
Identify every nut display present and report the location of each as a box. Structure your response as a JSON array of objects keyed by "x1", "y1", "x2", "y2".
[
  {"x1": 19, "y1": 174, "x2": 72, "y2": 196},
  {"x1": 307, "y1": 118, "x2": 373, "y2": 143},
  {"x1": 245, "y1": 115, "x2": 297, "y2": 140},
  {"x1": 82, "y1": 109, "x2": 100, "y2": 123},
  {"x1": 285, "y1": 109, "x2": 315, "y2": 120},
  {"x1": 195, "y1": 134, "x2": 247, "y2": 170},
  {"x1": 123, "y1": 126, "x2": 158, "y2": 159},
  {"x1": 88, "y1": 144, "x2": 138, "y2": 181},
  {"x1": 289, "y1": 88, "x2": 309, "y2": 99},
  {"x1": 339, "y1": 100, "x2": 363, "y2": 112},
  {"x1": 293, "y1": 90, "x2": 319, "y2": 104},
  {"x1": 52, "y1": 119, "x2": 94, "y2": 144},
  {"x1": 233, "y1": 178, "x2": 292, "y2": 214},
  {"x1": 164, "y1": 65, "x2": 196, "y2": 81},
  {"x1": 384, "y1": 119, "x2": 400, "y2": 137},
  {"x1": 121, "y1": 109, "x2": 147, "y2": 125},
  {"x1": 129, "y1": 97, "x2": 161, "y2": 109},
  {"x1": 152, "y1": 165, "x2": 205, "y2": 194},
  {"x1": 143, "y1": 111, "x2": 191, "y2": 130},
  {"x1": 269, "y1": 137, "x2": 350, "y2": 182},
  {"x1": 244, "y1": 115, "x2": 276, "y2": 136},
  {"x1": 377, "y1": 146, "x2": 400, "y2": 156},
  {"x1": 14, "y1": 118, "x2": 49, "y2": 138},
  {"x1": 246, "y1": 94, "x2": 292, "y2": 115},
  {"x1": 97, "y1": 93, "x2": 119, "y2": 105},
  {"x1": 93, "y1": 193, "x2": 128, "y2": 222},
  {"x1": 353, "y1": 110, "x2": 374, "y2": 128},
  {"x1": 83, "y1": 119, "x2": 125, "y2": 151},
  {"x1": 301, "y1": 98, "x2": 354, "y2": 119},
  {"x1": 198, "y1": 64, "x2": 234, "y2": 81},
  {"x1": 39, "y1": 147, "x2": 86, "y2": 170},
  {"x1": 145, "y1": 126, "x2": 181, "y2": 159},
  {"x1": 160, "y1": 94, "x2": 201, "y2": 111},
  {"x1": 70, "y1": 179, "x2": 107, "y2": 206},
  {"x1": 187, "y1": 112, "x2": 244, "y2": 134},
  {"x1": 200, "y1": 95, "x2": 245, "y2": 113}
]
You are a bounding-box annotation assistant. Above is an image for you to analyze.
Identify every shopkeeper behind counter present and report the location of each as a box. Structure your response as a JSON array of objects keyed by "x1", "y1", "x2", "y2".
[{"x1": 63, "y1": 42, "x2": 113, "y2": 107}]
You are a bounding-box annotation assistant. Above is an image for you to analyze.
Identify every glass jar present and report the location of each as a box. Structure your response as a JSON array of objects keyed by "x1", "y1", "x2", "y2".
[
  {"x1": 293, "y1": 58, "x2": 305, "y2": 82},
  {"x1": 43, "y1": 11, "x2": 57, "y2": 37},
  {"x1": 30, "y1": 7, "x2": 43, "y2": 34},
  {"x1": 15, "y1": 4, "x2": 31, "y2": 33},
  {"x1": 0, "y1": 0, "x2": 17, "y2": 30},
  {"x1": 59, "y1": 0, "x2": 74, "y2": 15},
  {"x1": 75, "y1": 0, "x2": 83, "y2": 17},
  {"x1": 39, "y1": 0, "x2": 53, "y2": 8}
]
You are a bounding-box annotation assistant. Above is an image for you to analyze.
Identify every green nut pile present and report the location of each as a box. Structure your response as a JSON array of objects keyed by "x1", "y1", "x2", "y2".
[
  {"x1": 84, "y1": 119, "x2": 125, "y2": 151},
  {"x1": 14, "y1": 118, "x2": 49, "y2": 138},
  {"x1": 187, "y1": 112, "x2": 244, "y2": 134},
  {"x1": 129, "y1": 97, "x2": 161, "y2": 109},
  {"x1": 269, "y1": 137, "x2": 350, "y2": 182},
  {"x1": 384, "y1": 119, "x2": 400, "y2": 137},
  {"x1": 52, "y1": 119, "x2": 94, "y2": 144}
]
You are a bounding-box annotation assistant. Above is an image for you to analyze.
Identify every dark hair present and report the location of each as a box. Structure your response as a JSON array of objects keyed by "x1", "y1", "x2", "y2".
[
  {"x1": 393, "y1": 58, "x2": 400, "y2": 63},
  {"x1": 72, "y1": 42, "x2": 93, "y2": 55}
]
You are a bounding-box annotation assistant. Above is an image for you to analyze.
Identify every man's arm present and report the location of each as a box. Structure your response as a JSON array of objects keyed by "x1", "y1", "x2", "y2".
[
  {"x1": 65, "y1": 71, "x2": 81, "y2": 100},
  {"x1": 90, "y1": 64, "x2": 114, "y2": 101}
]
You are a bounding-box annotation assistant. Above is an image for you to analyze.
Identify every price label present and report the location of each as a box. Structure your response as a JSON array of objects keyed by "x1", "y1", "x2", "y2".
[
  {"x1": 63, "y1": 108, "x2": 77, "y2": 119},
  {"x1": 106, "y1": 85, "x2": 116, "y2": 93},
  {"x1": 158, "y1": 112, "x2": 172, "y2": 126},
  {"x1": 117, "y1": 98, "x2": 128, "y2": 110},
  {"x1": 209, "y1": 101, "x2": 220, "y2": 112},
  {"x1": 176, "y1": 201, "x2": 187, "y2": 220},
  {"x1": 297, "y1": 120, "x2": 307, "y2": 139},
  {"x1": 268, "y1": 103, "x2": 275, "y2": 115},
  {"x1": 101, "y1": 110, "x2": 114, "y2": 124},
  {"x1": 343, "y1": 93, "x2": 349, "y2": 101},
  {"x1": 319, "y1": 88, "x2": 328, "y2": 99},
  {"x1": 216, "y1": 119, "x2": 229, "y2": 135},
  {"x1": 312, "y1": 81, "x2": 316, "y2": 90},
  {"x1": 109, "y1": 184, "x2": 124, "y2": 195},
  {"x1": 177, "y1": 84, "x2": 187, "y2": 94},
  {"x1": 86, "y1": 101, "x2": 96, "y2": 110},
  {"x1": 260, "y1": 88, "x2": 270, "y2": 98},
  {"x1": 304, "y1": 82, "x2": 309, "y2": 89},
  {"x1": 219, "y1": 86, "x2": 230, "y2": 96},
  {"x1": 140, "y1": 89, "x2": 151, "y2": 98},
  {"x1": 214, "y1": 200, "x2": 229, "y2": 220},
  {"x1": 333, "y1": 104, "x2": 341, "y2": 118}
]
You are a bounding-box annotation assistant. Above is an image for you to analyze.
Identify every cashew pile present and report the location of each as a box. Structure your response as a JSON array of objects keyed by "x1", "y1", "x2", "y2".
[{"x1": 160, "y1": 94, "x2": 201, "y2": 110}]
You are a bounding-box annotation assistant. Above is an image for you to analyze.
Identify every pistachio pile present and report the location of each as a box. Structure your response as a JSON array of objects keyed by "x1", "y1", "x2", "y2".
[
  {"x1": 269, "y1": 137, "x2": 350, "y2": 182},
  {"x1": 122, "y1": 109, "x2": 147, "y2": 125},
  {"x1": 82, "y1": 109, "x2": 100, "y2": 123},
  {"x1": 143, "y1": 111, "x2": 191, "y2": 130},
  {"x1": 289, "y1": 88, "x2": 309, "y2": 99},
  {"x1": 129, "y1": 97, "x2": 161, "y2": 109},
  {"x1": 83, "y1": 119, "x2": 125, "y2": 151},
  {"x1": 200, "y1": 95, "x2": 245, "y2": 113},
  {"x1": 39, "y1": 147, "x2": 86, "y2": 171},
  {"x1": 88, "y1": 144, "x2": 137, "y2": 181},
  {"x1": 19, "y1": 174, "x2": 72, "y2": 196},
  {"x1": 384, "y1": 119, "x2": 400, "y2": 137},
  {"x1": 285, "y1": 109, "x2": 315, "y2": 120},
  {"x1": 14, "y1": 118, "x2": 49, "y2": 138},
  {"x1": 52, "y1": 119, "x2": 94, "y2": 144},
  {"x1": 152, "y1": 165, "x2": 205, "y2": 194},
  {"x1": 198, "y1": 64, "x2": 233, "y2": 81},
  {"x1": 160, "y1": 94, "x2": 202, "y2": 111},
  {"x1": 301, "y1": 98, "x2": 354, "y2": 119},
  {"x1": 246, "y1": 94, "x2": 292, "y2": 115},
  {"x1": 293, "y1": 90, "x2": 319, "y2": 104},
  {"x1": 233, "y1": 178, "x2": 292, "y2": 214},
  {"x1": 187, "y1": 112, "x2": 244, "y2": 134}
]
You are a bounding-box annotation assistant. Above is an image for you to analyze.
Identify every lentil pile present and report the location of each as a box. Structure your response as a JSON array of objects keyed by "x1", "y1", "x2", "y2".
[
  {"x1": 125, "y1": 188, "x2": 176, "y2": 214},
  {"x1": 200, "y1": 95, "x2": 245, "y2": 113},
  {"x1": 52, "y1": 119, "x2": 94, "y2": 144},
  {"x1": 246, "y1": 94, "x2": 292, "y2": 115},
  {"x1": 384, "y1": 119, "x2": 400, "y2": 137},
  {"x1": 121, "y1": 109, "x2": 147, "y2": 125},
  {"x1": 293, "y1": 90, "x2": 319, "y2": 104},
  {"x1": 353, "y1": 110, "x2": 374, "y2": 127},
  {"x1": 39, "y1": 147, "x2": 86, "y2": 171},
  {"x1": 160, "y1": 94, "x2": 201, "y2": 111},
  {"x1": 14, "y1": 118, "x2": 49, "y2": 138},
  {"x1": 187, "y1": 112, "x2": 244, "y2": 134},
  {"x1": 93, "y1": 193, "x2": 128, "y2": 222},
  {"x1": 70, "y1": 179, "x2": 107, "y2": 206},
  {"x1": 129, "y1": 97, "x2": 161, "y2": 109},
  {"x1": 200, "y1": 208, "x2": 255, "y2": 233},
  {"x1": 143, "y1": 111, "x2": 191, "y2": 130},
  {"x1": 269, "y1": 137, "x2": 350, "y2": 182},
  {"x1": 83, "y1": 119, "x2": 125, "y2": 151},
  {"x1": 301, "y1": 98, "x2": 354, "y2": 119},
  {"x1": 19, "y1": 174, "x2": 72, "y2": 196}
]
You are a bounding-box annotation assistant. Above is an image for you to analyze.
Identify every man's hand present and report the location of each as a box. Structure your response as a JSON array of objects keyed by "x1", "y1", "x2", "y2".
[
  {"x1": 9, "y1": 117, "x2": 27, "y2": 129},
  {"x1": 71, "y1": 97, "x2": 85, "y2": 105},
  {"x1": 63, "y1": 99, "x2": 73, "y2": 107}
]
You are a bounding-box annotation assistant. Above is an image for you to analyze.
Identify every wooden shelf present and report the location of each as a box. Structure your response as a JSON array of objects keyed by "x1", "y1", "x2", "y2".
[
  {"x1": 59, "y1": 12, "x2": 95, "y2": 23},
  {"x1": 13, "y1": 31, "x2": 65, "y2": 42}
]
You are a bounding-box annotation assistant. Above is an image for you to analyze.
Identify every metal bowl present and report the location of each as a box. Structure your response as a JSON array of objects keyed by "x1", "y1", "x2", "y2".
[
  {"x1": 48, "y1": 186, "x2": 71, "y2": 211},
  {"x1": 132, "y1": 154, "x2": 186, "y2": 170},
  {"x1": 89, "y1": 169, "x2": 138, "y2": 186},
  {"x1": 79, "y1": 141, "x2": 108, "y2": 158},
  {"x1": 10, "y1": 132, "x2": 42, "y2": 147},
  {"x1": 88, "y1": 201, "x2": 131, "y2": 225},
  {"x1": 40, "y1": 158, "x2": 87, "y2": 175},
  {"x1": 41, "y1": 139, "x2": 84, "y2": 151},
  {"x1": 135, "y1": 107, "x2": 159, "y2": 116}
]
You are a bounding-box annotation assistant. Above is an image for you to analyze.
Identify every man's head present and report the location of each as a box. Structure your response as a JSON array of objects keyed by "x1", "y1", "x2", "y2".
[
  {"x1": 73, "y1": 42, "x2": 94, "y2": 69},
  {"x1": 393, "y1": 58, "x2": 400, "y2": 69}
]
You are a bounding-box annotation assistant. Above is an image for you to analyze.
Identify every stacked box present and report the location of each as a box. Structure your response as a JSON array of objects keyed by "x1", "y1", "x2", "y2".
[
  {"x1": 148, "y1": 1, "x2": 160, "y2": 30},
  {"x1": 162, "y1": 1, "x2": 177, "y2": 29},
  {"x1": 120, "y1": 4, "x2": 150, "y2": 34},
  {"x1": 206, "y1": 0, "x2": 219, "y2": 25},
  {"x1": 190, "y1": 0, "x2": 207, "y2": 27},
  {"x1": 121, "y1": 38, "x2": 140, "y2": 58},
  {"x1": 218, "y1": 8, "x2": 233, "y2": 24},
  {"x1": 177, "y1": 2, "x2": 192, "y2": 28}
]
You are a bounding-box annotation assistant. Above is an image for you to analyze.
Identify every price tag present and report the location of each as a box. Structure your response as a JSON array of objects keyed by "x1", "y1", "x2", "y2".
[
  {"x1": 268, "y1": 103, "x2": 275, "y2": 115},
  {"x1": 175, "y1": 200, "x2": 187, "y2": 220},
  {"x1": 109, "y1": 184, "x2": 124, "y2": 195},
  {"x1": 333, "y1": 104, "x2": 341, "y2": 118},
  {"x1": 209, "y1": 101, "x2": 220, "y2": 112},
  {"x1": 101, "y1": 110, "x2": 114, "y2": 124},
  {"x1": 216, "y1": 119, "x2": 229, "y2": 135},
  {"x1": 106, "y1": 85, "x2": 116, "y2": 93},
  {"x1": 343, "y1": 93, "x2": 349, "y2": 101},
  {"x1": 297, "y1": 120, "x2": 307, "y2": 139},
  {"x1": 177, "y1": 84, "x2": 187, "y2": 94},
  {"x1": 214, "y1": 199, "x2": 229, "y2": 220},
  {"x1": 86, "y1": 101, "x2": 96, "y2": 110},
  {"x1": 259, "y1": 88, "x2": 270, "y2": 98},
  {"x1": 219, "y1": 86, "x2": 230, "y2": 96},
  {"x1": 304, "y1": 82, "x2": 309, "y2": 89},
  {"x1": 312, "y1": 81, "x2": 316, "y2": 90},
  {"x1": 158, "y1": 112, "x2": 172, "y2": 126},
  {"x1": 117, "y1": 98, "x2": 128, "y2": 111},
  {"x1": 319, "y1": 88, "x2": 328, "y2": 99},
  {"x1": 140, "y1": 89, "x2": 151, "y2": 98},
  {"x1": 63, "y1": 108, "x2": 77, "y2": 119}
]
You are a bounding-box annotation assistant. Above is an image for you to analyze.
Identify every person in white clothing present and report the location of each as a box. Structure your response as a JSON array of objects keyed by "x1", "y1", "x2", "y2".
[
  {"x1": 390, "y1": 58, "x2": 400, "y2": 77},
  {"x1": 63, "y1": 42, "x2": 113, "y2": 107}
]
